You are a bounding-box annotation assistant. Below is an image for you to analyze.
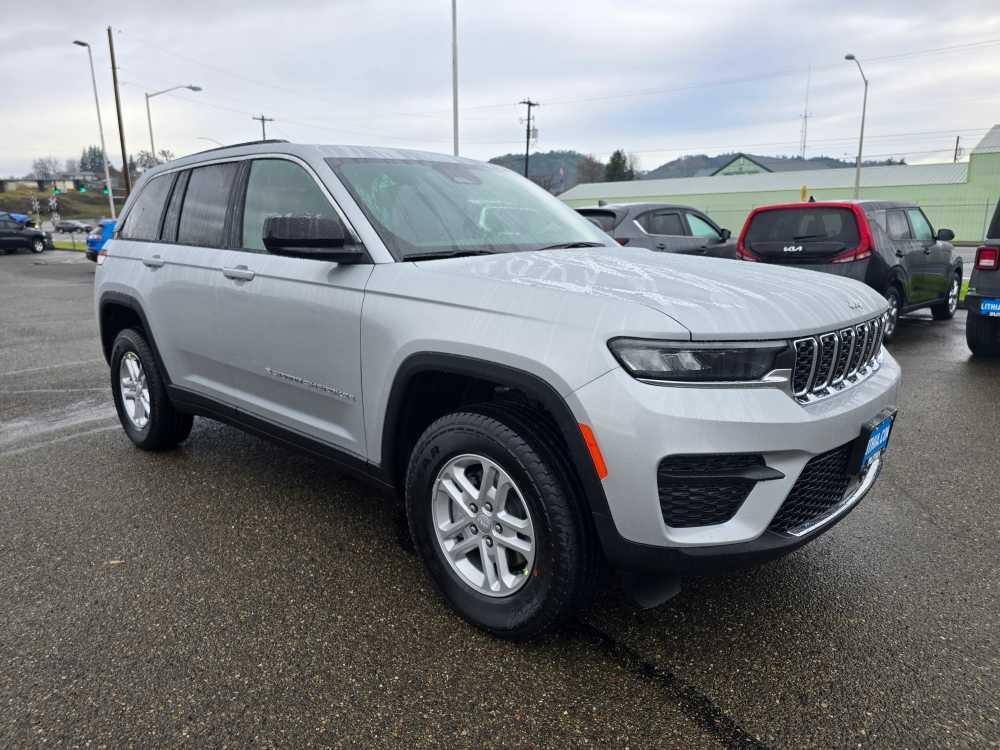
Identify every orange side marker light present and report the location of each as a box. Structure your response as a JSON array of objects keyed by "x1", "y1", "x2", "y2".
[{"x1": 578, "y1": 423, "x2": 608, "y2": 480}]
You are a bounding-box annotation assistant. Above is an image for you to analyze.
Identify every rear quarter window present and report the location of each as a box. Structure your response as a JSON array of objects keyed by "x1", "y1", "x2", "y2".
[
  {"x1": 177, "y1": 163, "x2": 240, "y2": 248},
  {"x1": 746, "y1": 207, "x2": 859, "y2": 246},
  {"x1": 576, "y1": 210, "x2": 619, "y2": 232},
  {"x1": 120, "y1": 175, "x2": 173, "y2": 241}
]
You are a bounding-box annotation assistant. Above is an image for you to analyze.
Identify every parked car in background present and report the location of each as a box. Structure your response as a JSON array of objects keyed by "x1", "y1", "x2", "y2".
[
  {"x1": 85, "y1": 219, "x2": 116, "y2": 262},
  {"x1": 575, "y1": 203, "x2": 736, "y2": 258},
  {"x1": 0, "y1": 212, "x2": 51, "y2": 254},
  {"x1": 737, "y1": 200, "x2": 962, "y2": 340},
  {"x1": 965, "y1": 198, "x2": 1000, "y2": 356},
  {"x1": 55, "y1": 219, "x2": 94, "y2": 234},
  {"x1": 95, "y1": 142, "x2": 899, "y2": 640}
]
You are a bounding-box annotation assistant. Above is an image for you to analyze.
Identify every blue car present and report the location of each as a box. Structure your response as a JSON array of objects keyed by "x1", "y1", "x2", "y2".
[{"x1": 86, "y1": 219, "x2": 116, "y2": 262}]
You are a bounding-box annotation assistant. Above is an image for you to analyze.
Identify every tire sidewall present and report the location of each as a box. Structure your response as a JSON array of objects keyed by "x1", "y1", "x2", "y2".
[
  {"x1": 884, "y1": 287, "x2": 902, "y2": 341},
  {"x1": 406, "y1": 418, "x2": 565, "y2": 635},
  {"x1": 110, "y1": 331, "x2": 154, "y2": 444},
  {"x1": 31, "y1": 239, "x2": 45, "y2": 253}
]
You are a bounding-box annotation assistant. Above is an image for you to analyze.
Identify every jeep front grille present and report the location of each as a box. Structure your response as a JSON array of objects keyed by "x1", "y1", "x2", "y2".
[{"x1": 792, "y1": 314, "x2": 886, "y2": 402}]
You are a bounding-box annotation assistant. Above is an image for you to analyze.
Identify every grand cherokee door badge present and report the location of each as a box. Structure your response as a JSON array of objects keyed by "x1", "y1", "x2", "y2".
[{"x1": 264, "y1": 367, "x2": 356, "y2": 403}]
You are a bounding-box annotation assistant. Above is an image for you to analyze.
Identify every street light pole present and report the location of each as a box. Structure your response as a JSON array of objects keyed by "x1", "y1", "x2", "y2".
[
  {"x1": 845, "y1": 54, "x2": 868, "y2": 199},
  {"x1": 451, "y1": 0, "x2": 459, "y2": 156},
  {"x1": 145, "y1": 85, "x2": 202, "y2": 163},
  {"x1": 73, "y1": 40, "x2": 116, "y2": 219}
]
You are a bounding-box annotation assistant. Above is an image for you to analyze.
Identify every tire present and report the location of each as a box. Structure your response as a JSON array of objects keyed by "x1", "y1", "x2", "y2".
[
  {"x1": 110, "y1": 328, "x2": 193, "y2": 450},
  {"x1": 405, "y1": 409, "x2": 597, "y2": 640},
  {"x1": 30, "y1": 238, "x2": 45, "y2": 254},
  {"x1": 883, "y1": 286, "x2": 903, "y2": 342},
  {"x1": 931, "y1": 273, "x2": 961, "y2": 320},
  {"x1": 966, "y1": 311, "x2": 1000, "y2": 357}
]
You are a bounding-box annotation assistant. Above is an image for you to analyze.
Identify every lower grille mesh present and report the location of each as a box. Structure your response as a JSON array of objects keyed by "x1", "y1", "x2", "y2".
[
  {"x1": 658, "y1": 454, "x2": 763, "y2": 528},
  {"x1": 768, "y1": 442, "x2": 853, "y2": 534}
]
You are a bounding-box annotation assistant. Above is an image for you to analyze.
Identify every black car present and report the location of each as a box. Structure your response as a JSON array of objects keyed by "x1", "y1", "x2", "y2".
[
  {"x1": 55, "y1": 219, "x2": 94, "y2": 233},
  {"x1": 737, "y1": 200, "x2": 962, "y2": 340},
  {"x1": 0, "y1": 214, "x2": 49, "y2": 254},
  {"x1": 575, "y1": 203, "x2": 736, "y2": 258},
  {"x1": 965, "y1": 198, "x2": 1000, "y2": 356}
]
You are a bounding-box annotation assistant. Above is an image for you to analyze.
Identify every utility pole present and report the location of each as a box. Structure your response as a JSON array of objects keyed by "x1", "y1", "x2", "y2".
[
  {"x1": 799, "y1": 65, "x2": 811, "y2": 159},
  {"x1": 845, "y1": 54, "x2": 868, "y2": 200},
  {"x1": 953, "y1": 136, "x2": 961, "y2": 163},
  {"x1": 519, "y1": 99, "x2": 538, "y2": 178},
  {"x1": 73, "y1": 40, "x2": 116, "y2": 218},
  {"x1": 107, "y1": 26, "x2": 131, "y2": 197},
  {"x1": 451, "y1": 0, "x2": 459, "y2": 156},
  {"x1": 252, "y1": 114, "x2": 274, "y2": 140}
]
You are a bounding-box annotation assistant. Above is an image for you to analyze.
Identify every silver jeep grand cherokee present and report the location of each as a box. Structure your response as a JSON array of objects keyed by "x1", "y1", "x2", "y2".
[{"x1": 95, "y1": 141, "x2": 900, "y2": 639}]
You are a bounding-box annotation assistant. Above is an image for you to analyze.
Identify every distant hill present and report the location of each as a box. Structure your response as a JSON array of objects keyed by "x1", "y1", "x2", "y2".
[
  {"x1": 488, "y1": 150, "x2": 603, "y2": 193},
  {"x1": 642, "y1": 153, "x2": 905, "y2": 180}
]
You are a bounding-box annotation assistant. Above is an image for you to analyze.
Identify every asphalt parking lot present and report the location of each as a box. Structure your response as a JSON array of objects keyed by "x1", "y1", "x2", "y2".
[{"x1": 1, "y1": 250, "x2": 997, "y2": 748}]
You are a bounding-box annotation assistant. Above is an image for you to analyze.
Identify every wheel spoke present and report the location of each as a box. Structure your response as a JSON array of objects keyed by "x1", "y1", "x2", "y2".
[
  {"x1": 478, "y1": 464, "x2": 497, "y2": 501},
  {"x1": 440, "y1": 478, "x2": 475, "y2": 518},
  {"x1": 496, "y1": 509, "x2": 530, "y2": 533},
  {"x1": 446, "y1": 534, "x2": 480, "y2": 561},
  {"x1": 495, "y1": 533, "x2": 532, "y2": 557},
  {"x1": 481, "y1": 540, "x2": 499, "y2": 590},
  {"x1": 440, "y1": 515, "x2": 473, "y2": 540}
]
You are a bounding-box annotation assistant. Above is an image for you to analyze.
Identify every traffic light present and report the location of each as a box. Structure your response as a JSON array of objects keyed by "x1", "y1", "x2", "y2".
[
  {"x1": 52, "y1": 186, "x2": 61, "y2": 195},
  {"x1": 78, "y1": 186, "x2": 87, "y2": 193},
  {"x1": 102, "y1": 187, "x2": 109, "y2": 195}
]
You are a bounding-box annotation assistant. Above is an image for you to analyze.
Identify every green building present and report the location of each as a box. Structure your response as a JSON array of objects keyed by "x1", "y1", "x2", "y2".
[{"x1": 561, "y1": 126, "x2": 1000, "y2": 242}]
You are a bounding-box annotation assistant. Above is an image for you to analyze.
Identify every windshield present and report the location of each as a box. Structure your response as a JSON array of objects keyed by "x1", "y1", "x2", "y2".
[
  {"x1": 746, "y1": 207, "x2": 859, "y2": 246},
  {"x1": 326, "y1": 157, "x2": 610, "y2": 259}
]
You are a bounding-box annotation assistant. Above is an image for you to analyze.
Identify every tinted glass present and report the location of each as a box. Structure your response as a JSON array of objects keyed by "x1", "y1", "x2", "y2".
[
  {"x1": 242, "y1": 160, "x2": 338, "y2": 251},
  {"x1": 746, "y1": 207, "x2": 860, "y2": 245},
  {"x1": 687, "y1": 213, "x2": 720, "y2": 240},
  {"x1": 906, "y1": 208, "x2": 933, "y2": 241},
  {"x1": 642, "y1": 212, "x2": 684, "y2": 236},
  {"x1": 886, "y1": 210, "x2": 911, "y2": 240},
  {"x1": 576, "y1": 209, "x2": 618, "y2": 232},
  {"x1": 161, "y1": 170, "x2": 189, "y2": 242},
  {"x1": 326, "y1": 157, "x2": 608, "y2": 259},
  {"x1": 988, "y1": 199, "x2": 1000, "y2": 240},
  {"x1": 120, "y1": 175, "x2": 172, "y2": 241},
  {"x1": 177, "y1": 163, "x2": 239, "y2": 248},
  {"x1": 869, "y1": 210, "x2": 888, "y2": 232}
]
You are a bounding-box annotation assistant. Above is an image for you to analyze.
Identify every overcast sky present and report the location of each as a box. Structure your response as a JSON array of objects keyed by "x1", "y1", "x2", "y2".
[{"x1": 2, "y1": 0, "x2": 1000, "y2": 177}]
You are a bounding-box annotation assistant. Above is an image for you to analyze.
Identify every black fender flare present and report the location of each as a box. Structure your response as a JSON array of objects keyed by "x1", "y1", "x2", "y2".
[
  {"x1": 97, "y1": 291, "x2": 172, "y2": 385},
  {"x1": 381, "y1": 352, "x2": 621, "y2": 555}
]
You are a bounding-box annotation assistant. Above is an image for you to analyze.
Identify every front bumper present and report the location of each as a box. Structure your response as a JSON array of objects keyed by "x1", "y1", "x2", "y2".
[{"x1": 569, "y1": 350, "x2": 901, "y2": 574}]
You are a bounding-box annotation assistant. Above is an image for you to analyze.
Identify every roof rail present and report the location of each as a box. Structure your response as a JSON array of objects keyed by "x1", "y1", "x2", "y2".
[{"x1": 185, "y1": 139, "x2": 290, "y2": 158}]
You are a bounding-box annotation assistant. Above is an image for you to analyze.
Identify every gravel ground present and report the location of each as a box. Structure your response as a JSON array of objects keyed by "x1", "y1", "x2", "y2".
[{"x1": 1, "y1": 251, "x2": 997, "y2": 748}]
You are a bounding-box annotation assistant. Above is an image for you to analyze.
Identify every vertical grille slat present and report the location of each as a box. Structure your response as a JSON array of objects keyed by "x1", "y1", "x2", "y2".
[{"x1": 792, "y1": 315, "x2": 884, "y2": 402}]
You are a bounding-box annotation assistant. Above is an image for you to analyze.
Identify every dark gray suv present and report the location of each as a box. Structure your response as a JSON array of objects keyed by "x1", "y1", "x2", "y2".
[
  {"x1": 966, "y1": 198, "x2": 1000, "y2": 356},
  {"x1": 575, "y1": 203, "x2": 736, "y2": 258}
]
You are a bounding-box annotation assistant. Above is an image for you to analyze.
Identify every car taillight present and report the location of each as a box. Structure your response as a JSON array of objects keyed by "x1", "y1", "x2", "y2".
[
  {"x1": 616, "y1": 238, "x2": 629, "y2": 246},
  {"x1": 975, "y1": 246, "x2": 998, "y2": 270},
  {"x1": 830, "y1": 235, "x2": 873, "y2": 263}
]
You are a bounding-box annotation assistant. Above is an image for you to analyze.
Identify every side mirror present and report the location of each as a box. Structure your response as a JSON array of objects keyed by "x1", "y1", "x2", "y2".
[
  {"x1": 719, "y1": 228, "x2": 732, "y2": 241},
  {"x1": 263, "y1": 215, "x2": 365, "y2": 263},
  {"x1": 936, "y1": 228, "x2": 955, "y2": 242}
]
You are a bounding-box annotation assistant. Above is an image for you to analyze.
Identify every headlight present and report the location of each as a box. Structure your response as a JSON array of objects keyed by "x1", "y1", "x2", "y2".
[{"x1": 608, "y1": 338, "x2": 788, "y2": 382}]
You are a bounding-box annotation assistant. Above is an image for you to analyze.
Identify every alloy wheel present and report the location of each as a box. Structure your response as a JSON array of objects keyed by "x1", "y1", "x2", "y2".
[
  {"x1": 947, "y1": 277, "x2": 960, "y2": 315},
  {"x1": 431, "y1": 454, "x2": 536, "y2": 597},
  {"x1": 885, "y1": 293, "x2": 900, "y2": 337},
  {"x1": 119, "y1": 352, "x2": 150, "y2": 429}
]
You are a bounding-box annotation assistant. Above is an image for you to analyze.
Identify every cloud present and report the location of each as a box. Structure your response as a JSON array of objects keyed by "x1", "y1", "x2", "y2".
[{"x1": 1, "y1": 0, "x2": 999, "y2": 176}]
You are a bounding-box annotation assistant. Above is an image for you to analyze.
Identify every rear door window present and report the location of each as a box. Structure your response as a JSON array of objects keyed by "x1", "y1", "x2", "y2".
[
  {"x1": 886, "y1": 210, "x2": 911, "y2": 241},
  {"x1": 906, "y1": 208, "x2": 933, "y2": 241},
  {"x1": 120, "y1": 175, "x2": 173, "y2": 241},
  {"x1": 686, "y1": 213, "x2": 721, "y2": 240},
  {"x1": 640, "y1": 211, "x2": 685, "y2": 236},
  {"x1": 177, "y1": 163, "x2": 240, "y2": 248}
]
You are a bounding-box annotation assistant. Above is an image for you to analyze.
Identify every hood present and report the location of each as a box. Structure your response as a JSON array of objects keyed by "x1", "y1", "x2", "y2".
[{"x1": 414, "y1": 247, "x2": 887, "y2": 340}]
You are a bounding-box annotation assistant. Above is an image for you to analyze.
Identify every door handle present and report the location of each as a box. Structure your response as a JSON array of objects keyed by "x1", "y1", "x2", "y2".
[
  {"x1": 142, "y1": 255, "x2": 164, "y2": 268},
  {"x1": 655, "y1": 242, "x2": 667, "y2": 250},
  {"x1": 222, "y1": 265, "x2": 255, "y2": 281}
]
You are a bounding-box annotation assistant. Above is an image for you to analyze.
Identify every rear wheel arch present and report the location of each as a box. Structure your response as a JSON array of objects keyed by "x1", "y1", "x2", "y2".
[{"x1": 98, "y1": 293, "x2": 171, "y2": 384}]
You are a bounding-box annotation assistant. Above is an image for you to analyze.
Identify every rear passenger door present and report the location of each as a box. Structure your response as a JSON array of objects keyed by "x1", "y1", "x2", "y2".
[
  {"x1": 635, "y1": 209, "x2": 704, "y2": 254},
  {"x1": 907, "y1": 207, "x2": 950, "y2": 299},
  {"x1": 129, "y1": 163, "x2": 240, "y2": 397},
  {"x1": 885, "y1": 208, "x2": 929, "y2": 303},
  {"x1": 213, "y1": 157, "x2": 372, "y2": 458}
]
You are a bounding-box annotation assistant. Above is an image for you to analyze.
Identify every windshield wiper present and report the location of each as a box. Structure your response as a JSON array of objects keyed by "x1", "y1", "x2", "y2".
[
  {"x1": 791, "y1": 233, "x2": 831, "y2": 242},
  {"x1": 405, "y1": 249, "x2": 496, "y2": 261},
  {"x1": 533, "y1": 241, "x2": 605, "y2": 251}
]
